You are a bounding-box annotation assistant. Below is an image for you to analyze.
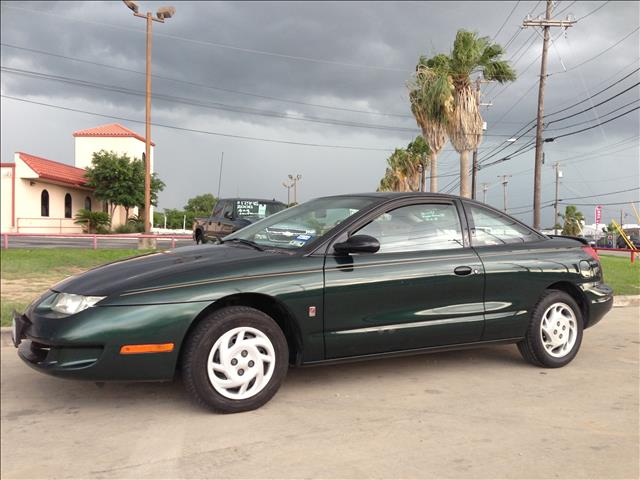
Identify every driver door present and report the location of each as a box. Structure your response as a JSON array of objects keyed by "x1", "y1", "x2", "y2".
[{"x1": 323, "y1": 200, "x2": 485, "y2": 359}]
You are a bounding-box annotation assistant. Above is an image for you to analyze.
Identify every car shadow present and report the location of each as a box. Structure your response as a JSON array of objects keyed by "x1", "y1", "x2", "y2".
[{"x1": 7, "y1": 344, "x2": 526, "y2": 414}]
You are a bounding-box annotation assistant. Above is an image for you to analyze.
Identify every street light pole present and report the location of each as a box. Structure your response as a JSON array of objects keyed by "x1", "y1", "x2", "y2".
[
  {"x1": 143, "y1": 11, "x2": 152, "y2": 234},
  {"x1": 123, "y1": 1, "x2": 175, "y2": 234}
]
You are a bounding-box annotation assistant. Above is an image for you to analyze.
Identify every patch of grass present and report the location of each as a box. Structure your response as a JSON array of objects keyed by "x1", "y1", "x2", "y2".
[
  {"x1": 0, "y1": 249, "x2": 150, "y2": 279},
  {"x1": 1, "y1": 301, "x2": 28, "y2": 327},
  {"x1": 600, "y1": 255, "x2": 640, "y2": 295},
  {"x1": 1, "y1": 249, "x2": 151, "y2": 326}
]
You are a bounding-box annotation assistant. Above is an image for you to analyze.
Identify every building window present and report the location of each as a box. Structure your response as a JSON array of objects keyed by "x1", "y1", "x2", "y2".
[
  {"x1": 85, "y1": 196, "x2": 92, "y2": 211},
  {"x1": 41, "y1": 190, "x2": 49, "y2": 217},
  {"x1": 64, "y1": 193, "x2": 72, "y2": 218}
]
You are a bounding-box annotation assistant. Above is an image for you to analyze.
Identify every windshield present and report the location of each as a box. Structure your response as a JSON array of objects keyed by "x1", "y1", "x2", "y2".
[
  {"x1": 235, "y1": 200, "x2": 285, "y2": 220},
  {"x1": 225, "y1": 196, "x2": 379, "y2": 250}
]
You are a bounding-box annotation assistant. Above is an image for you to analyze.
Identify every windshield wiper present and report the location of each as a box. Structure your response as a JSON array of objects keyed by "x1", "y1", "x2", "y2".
[{"x1": 223, "y1": 238, "x2": 265, "y2": 251}]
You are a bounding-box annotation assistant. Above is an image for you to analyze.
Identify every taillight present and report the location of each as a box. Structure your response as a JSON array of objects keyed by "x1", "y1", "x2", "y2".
[{"x1": 582, "y1": 245, "x2": 599, "y2": 261}]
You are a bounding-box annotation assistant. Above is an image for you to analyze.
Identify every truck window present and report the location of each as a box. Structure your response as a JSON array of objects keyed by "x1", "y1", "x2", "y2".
[{"x1": 211, "y1": 201, "x2": 225, "y2": 218}]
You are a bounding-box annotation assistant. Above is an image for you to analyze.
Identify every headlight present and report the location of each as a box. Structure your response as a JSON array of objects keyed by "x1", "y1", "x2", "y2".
[{"x1": 51, "y1": 293, "x2": 105, "y2": 315}]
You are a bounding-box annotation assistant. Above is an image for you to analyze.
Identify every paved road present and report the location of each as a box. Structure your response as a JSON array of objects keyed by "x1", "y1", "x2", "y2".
[
  {"x1": 1, "y1": 307, "x2": 638, "y2": 479},
  {"x1": 3, "y1": 236, "x2": 194, "y2": 249}
]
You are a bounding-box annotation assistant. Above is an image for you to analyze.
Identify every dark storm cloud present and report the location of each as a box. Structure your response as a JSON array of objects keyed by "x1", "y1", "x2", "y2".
[{"x1": 1, "y1": 1, "x2": 638, "y2": 226}]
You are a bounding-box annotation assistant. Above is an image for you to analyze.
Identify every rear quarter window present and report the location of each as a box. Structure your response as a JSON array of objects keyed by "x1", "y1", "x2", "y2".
[{"x1": 468, "y1": 204, "x2": 539, "y2": 246}]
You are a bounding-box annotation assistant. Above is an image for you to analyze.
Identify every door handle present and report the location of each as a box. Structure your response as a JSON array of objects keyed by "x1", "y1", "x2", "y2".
[{"x1": 454, "y1": 266, "x2": 473, "y2": 276}]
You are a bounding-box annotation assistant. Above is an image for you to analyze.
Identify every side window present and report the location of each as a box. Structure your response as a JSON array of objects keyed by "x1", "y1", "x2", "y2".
[
  {"x1": 41, "y1": 190, "x2": 49, "y2": 217},
  {"x1": 469, "y1": 205, "x2": 537, "y2": 245},
  {"x1": 222, "y1": 201, "x2": 235, "y2": 219},
  {"x1": 211, "y1": 201, "x2": 224, "y2": 218},
  {"x1": 356, "y1": 203, "x2": 464, "y2": 253},
  {"x1": 64, "y1": 193, "x2": 72, "y2": 218}
]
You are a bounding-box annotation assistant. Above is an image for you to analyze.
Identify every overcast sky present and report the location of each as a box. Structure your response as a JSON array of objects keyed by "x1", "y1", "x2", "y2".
[{"x1": 1, "y1": 0, "x2": 638, "y2": 227}]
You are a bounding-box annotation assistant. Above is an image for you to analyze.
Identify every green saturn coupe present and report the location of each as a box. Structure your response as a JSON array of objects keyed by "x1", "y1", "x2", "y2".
[{"x1": 12, "y1": 193, "x2": 613, "y2": 413}]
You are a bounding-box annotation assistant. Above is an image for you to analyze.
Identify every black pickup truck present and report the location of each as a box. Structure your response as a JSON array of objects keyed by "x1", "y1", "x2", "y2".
[{"x1": 193, "y1": 198, "x2": 286, "y2": 243}]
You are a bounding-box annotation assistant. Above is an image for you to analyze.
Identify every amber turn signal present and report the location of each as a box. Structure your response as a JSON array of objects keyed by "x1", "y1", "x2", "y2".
[{"x1": 119, "y1": 343, "x2": 174, "y2": 354}]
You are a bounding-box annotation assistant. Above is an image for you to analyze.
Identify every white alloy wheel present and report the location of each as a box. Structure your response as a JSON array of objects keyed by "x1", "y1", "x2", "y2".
[
  {"x1": 207, "y1": 326, "x2": 276, "y2": 400},
  {"x1": 539, "y1": 302, "x2": 578, "y2": 358}
]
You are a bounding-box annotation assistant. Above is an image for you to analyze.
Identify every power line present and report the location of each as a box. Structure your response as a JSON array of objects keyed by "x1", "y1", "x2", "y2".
[
  {"x1": 1, "y1": 4, "x2": 408, "y2": 73},
  {"x1": 546, "y1": 105, "x2": 639, "y2": 141},
  {"x1": 545, "y1": 66, "x2": 640, "y2": 117},
  {"x1": 1, "y1": 66, "x2": 419, "y2": 134},
  {"x1": 492, "y1": 1, "x2": 521, "y2": 41},
  {"x1": 559, "y1": 187, "x2": 640, "y2": 201},
  {"x1": 575, "y1": 1, "x2": 610, "y2": 21},
  {"x1": 478, "y1": 67, "x2": 640, "y2": 164},
  {"x1": 546, "y1": 98, "x2": 640, "y2": 131},
  {"x1": 545, "y1": 81, "x2": 640, "y2": 126},
  {"x1": 0, "y1": 42, "x2": 413, "y2": 119},
  {"x1": 550, "y1": 26, "x2": 639, "y2": 74},
  {"x1": 0, "y1": 94, "x2": 398, "y2": 152},
  {"x1": 2, "y1": 65, "x2": 526, "y2": 138}
]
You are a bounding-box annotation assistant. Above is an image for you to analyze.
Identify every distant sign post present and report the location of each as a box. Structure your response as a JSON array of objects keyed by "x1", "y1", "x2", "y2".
[{"x1": 595, "y1": 205, "x2": 602, "y2": 225}]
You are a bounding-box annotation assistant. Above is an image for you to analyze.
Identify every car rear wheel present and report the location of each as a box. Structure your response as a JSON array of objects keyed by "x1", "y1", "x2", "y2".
[
  {"x1": 182, "y1": 306, "x2": 288, "y2": 413},
  {"x1": 517, "y1": 290, "x2": 583, "y2": 368}
]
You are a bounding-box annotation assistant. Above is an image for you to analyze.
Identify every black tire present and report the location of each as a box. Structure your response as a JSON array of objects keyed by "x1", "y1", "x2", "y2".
[
  {"x1": 517, "y1": 290, "x2": 584, "y2": 368},
  {"x1": 182, "y1": 306, "x2": 288, "y2": 413}
]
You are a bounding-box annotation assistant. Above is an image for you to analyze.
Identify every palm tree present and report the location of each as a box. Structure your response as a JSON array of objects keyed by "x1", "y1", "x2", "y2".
[
  {"x1": 377, "y1": 137, "x2": 431, "y2": 192},
  {"x1": 445, "y1": 30, "x2": 516, "y2": 197},
  {"x1": 408, "y1": 55, "x2": 452, "y2": 193},
  {"x1": 561, "y1": 205, "x2": 585, "y2": 236},
  {"x1": 406, "y1": 135, "x2": 431, "y2": 191}
]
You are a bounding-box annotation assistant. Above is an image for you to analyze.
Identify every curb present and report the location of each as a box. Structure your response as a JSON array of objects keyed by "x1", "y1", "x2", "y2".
[{"x1": 2, "y1": 295, "x2": 638, "y2": 347}]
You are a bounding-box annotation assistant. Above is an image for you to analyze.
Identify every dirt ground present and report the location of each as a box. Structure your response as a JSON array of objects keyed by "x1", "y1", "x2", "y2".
[{"x1": 1, "y1": 306, "x2": 638, "y2": 479}]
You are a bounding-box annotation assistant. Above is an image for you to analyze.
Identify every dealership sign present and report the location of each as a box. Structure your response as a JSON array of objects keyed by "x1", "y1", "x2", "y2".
[{"x1": 595, "y1": 205, "x2": 602, "y2": 225}]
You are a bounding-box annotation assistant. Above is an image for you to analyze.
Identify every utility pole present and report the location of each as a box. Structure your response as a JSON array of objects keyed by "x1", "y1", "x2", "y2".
[
  {"x1": 217, "y1": 152, "x2": 224, "y2": 198},
  {"x1": 553, "y1": 162, "x2": 562, "y2": 234},
  {"x1": 498, "y1": 175, "x2": 511, "y2": 212},
  {"x1": 282, "y1": 181, "x2": 292, "y2": 205},
  {"x1": 471, "y1": 79, "x2": 493, "y2": 200},
  {"x1": 481, "y1": 183, "x2": 489, "y2": 203},
  {"x1": 123, "y1": 1, "x2": 175, "y2": 234},
  {"x1": 523, "y1": 0, "x2": 575, "y2": 229}
]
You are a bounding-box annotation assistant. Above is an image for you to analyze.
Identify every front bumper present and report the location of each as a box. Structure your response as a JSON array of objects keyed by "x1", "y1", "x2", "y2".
[
  {"x1": 582, "y1": 283, "x2": 614, "y2": 329},
  {"x1": 12, "y1": 302, "x2": 206, "y2": 381}
]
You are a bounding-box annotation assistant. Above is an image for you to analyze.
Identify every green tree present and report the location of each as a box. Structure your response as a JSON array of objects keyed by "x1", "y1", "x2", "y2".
[
  {"x1": 410, "y1": 31, "x2": 516, "y2": 197},
  {"x1": 84, "y1": 150, "x2": 165, "y2": 225},
  {"x1": 408, "y1": 56, "x2": 451, "y2": 192},
  {"x1": 184, "y1": 193, "x2": 217, "y2": 215},
  {"x1": 74, "y1": 209, "x2": 111, "y2": 234},
  {"x1": 377, "y1": 136, "x2": 430, "y2": 192},
  {"x1": 561, "y1": 205, "x2": 585, "y2": 236}
]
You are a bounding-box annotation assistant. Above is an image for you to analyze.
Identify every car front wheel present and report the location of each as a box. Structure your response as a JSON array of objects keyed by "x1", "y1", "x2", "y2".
[
  {"x1": 182, "y1": 306, "x2": 288, "y2": 413},
  {"x1": 517, "y1": 290, "x2": 584, "y2": 368}
]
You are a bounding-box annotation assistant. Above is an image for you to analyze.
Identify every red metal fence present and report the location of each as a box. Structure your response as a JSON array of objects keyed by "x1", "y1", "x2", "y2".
[
  {"x1": 594, "y1": 247, "x2": 638, "y2": 263},
  {"x1": 2, "y1": 232, "x2": 192, "y2": 249}
]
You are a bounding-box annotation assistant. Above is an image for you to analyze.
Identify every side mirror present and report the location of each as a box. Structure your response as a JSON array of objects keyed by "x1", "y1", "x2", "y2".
[{"x1": 333, "y1": 234, "x2": 380, "y2": 255}]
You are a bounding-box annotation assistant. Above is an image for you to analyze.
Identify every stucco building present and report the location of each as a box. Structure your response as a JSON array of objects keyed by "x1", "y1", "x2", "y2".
[{"x1": 1, "y1": 123, "x2": 154, "y2": 234}]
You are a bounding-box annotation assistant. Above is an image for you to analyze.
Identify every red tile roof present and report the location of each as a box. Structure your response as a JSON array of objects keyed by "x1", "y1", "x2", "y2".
[
  {"x1": 73, "y1": 123, "x2": 155, "y2": 146},
  {"x1": 18, "y1": 152, "x2": 90, "y2": 188}
]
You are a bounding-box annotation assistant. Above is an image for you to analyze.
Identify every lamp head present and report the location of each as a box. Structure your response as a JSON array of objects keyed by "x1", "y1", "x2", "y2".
[
  {"x1": 157, "y1": 6, "x2": 176, "y2": 19},
  {"x1": 123, "y1": 0, "x2": 139, "y2": 13}
]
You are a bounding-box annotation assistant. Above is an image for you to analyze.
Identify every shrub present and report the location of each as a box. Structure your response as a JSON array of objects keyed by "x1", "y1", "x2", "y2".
[{"x1": 74, "y1": 209, "x2": 111, "y2": 234}]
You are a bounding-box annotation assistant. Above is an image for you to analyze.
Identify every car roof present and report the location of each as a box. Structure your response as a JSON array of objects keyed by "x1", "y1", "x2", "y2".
[
  {"x1": 219, "y1": 198, "x2": 284, "y2": 204},
  {"x1": 318, "y1": 192, "x2": 464, "y2": 201}
]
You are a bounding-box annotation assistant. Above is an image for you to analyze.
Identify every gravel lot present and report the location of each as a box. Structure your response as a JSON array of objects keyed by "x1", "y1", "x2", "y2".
[{"x1": 1, "y1": 306, "x2": 638, "y2": 479}]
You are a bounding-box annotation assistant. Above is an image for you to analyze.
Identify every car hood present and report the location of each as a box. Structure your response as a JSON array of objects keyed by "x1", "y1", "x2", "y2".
[{"x1": 52, "y1": 244, "x2": 287, "y2": 297}]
